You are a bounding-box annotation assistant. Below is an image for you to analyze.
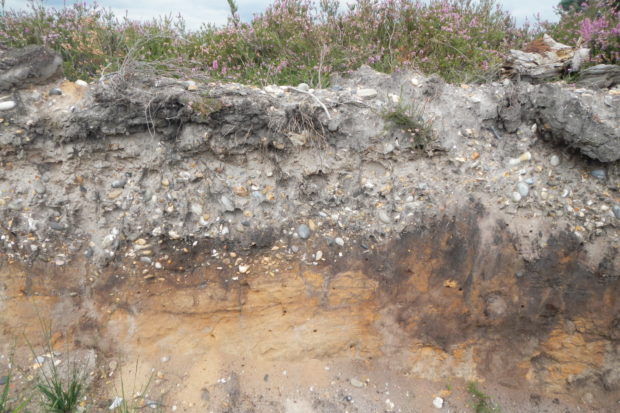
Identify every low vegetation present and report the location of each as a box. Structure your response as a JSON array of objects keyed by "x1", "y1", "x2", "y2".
[
  {"x1": 1, "y1": 355, "x2": 29, "y2": 413},
  {"x1": 1, "y1": 0, "x2": 617, "y2": 86},
  {"x1": 382, "y1": 103, "x2": 434, "y2": 149},
  {"x1": 467, "y1": 381, "x2": 501, "y2": 413}
]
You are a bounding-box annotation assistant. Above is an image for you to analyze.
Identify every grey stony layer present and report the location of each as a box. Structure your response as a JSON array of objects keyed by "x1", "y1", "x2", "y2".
[{"x1": 0, "y1": 65, "x2": 619, "y2": 266}]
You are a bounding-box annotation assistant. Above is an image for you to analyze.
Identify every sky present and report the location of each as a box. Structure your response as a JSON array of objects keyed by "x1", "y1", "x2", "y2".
[{"x1": 3, "y1": 0, "x2": 561, "y2": 30}]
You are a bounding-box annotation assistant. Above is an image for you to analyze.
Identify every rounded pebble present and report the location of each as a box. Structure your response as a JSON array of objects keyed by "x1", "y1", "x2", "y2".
[
  {"x1": 378, "y1": 210, "x2": 391, "y2": 224},
  {"x1": 433, "y1": 397, "x2": 444, "y2": 409},
  {"x1": 48, "y1": 88, "x2": 62, "y2": 96},
  {"x1": 612, "y1": 205, "x2": 620, "y2": 219},
  {"x1": 33, "y1": 181, "x2": 46, "y2": 194},
  {"x1": 111, "y1": 179, "x2": 127, "y2": 188},
  {"x1": 550, "y1": 155, "x2": 560, "y2": 166},
  {"x1": 517, "y1": 182, "x2": 529, "y2": 197},
  {"x1": 220, "y1": 195, "x2": 235, "y2": 211},
  {"x1": 0, "y1": 101, "x2": 16, "y2": 111},
  {"x1": 297, "y1": 224, "x2": 310, "y2": 239},
  {"x1": 512, "y1": 192, "x2": 522, "y2": 202},
  {"x1": 591, "y1": 169, "x2": 606, "y2": 180},
  {"x1": 350, "y1": 378, "x2": 364, "y2": 388},
  {"x1": 335, "y1": 237, "x2": 345, "y2": 247}
]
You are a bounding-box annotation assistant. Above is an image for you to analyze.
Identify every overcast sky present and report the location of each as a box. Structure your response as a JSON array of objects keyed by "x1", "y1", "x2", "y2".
[{"x1": 4, "y1": 0, "x2": 561, "y2": 30}]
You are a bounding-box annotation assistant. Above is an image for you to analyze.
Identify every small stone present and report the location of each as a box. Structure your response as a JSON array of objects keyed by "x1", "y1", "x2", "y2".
[
  {"x1": 155, "y1": 262, "x2": 163, "y2": 269},
  {"x1": 7, "y1": 199, "x2": 23, "y2": 210},
  {"x1": 190, "y1": 203, "x2": 203, "y2": 215},
  {"x1": 612, "y1": 205, "x2": 620, "y2": 219},
  {"x1": 238, "y1": 265, "x2": 250, "y2": 273},
  {"x1": 471, "y1": 152, "x2": 480, "y2": 161},
  {"x1": 233, "y1": 186, "x2": 249, "y2": 197},
  {"x1": 48, "y1": 88, "x2": 62, "y2": 96},
  {"x1": 591, "y1": 169, "x2": 606, "y2": 180},
  {"x1": 524, "y1": 177, "x2": 535, "y2": 185},
  {"x1": 357, "y1": 88, "x2": 377, "y2": 98},
  {"x1": 0, "y1": 101, "x2": 16, "y2": 111},
  {"x1": 517, "y1": 182, "x2": 529, "y2": 197},
  {"x1": 297, "y1": 224, "x2": 311, "y2": 240},
  {"x1": 315, "y1": 250, "x2": 323, "y2": 261},
  {"x1": 109, "y1": 360, "x2": 118, "y2": 371},
  {"x1": 335, "y1": 237, "x2": 345, "y2": 247},
  {"x1": 220, "y1": 195, "x2": 235, "y2": 211},
  {"x1": 288, "y1": 132, "x2": 307, "y2": 146},
  {"x1": 550, "y1": 155, "x2": 560, "y2": 166},
  {"x1": 107, "y1": 189, "x2": 123, "y2": 200},
  {"x1": 75, "y1": 79, "x2": 88, "y2": 87},
  {"x1": 186, "y1": 80, "x2": 198, "y2": 91},
  {"x1": 111, "y1": 179, "x2": 127, "y2": 188},
  {"x1": 411, "y1": 78, "x2": 420, "y2": 86},
  {"x1": 378, "y1": 210, "x2": 391, "y2": 224},
  {"x1": 512, "y1": 192, "x2": 522, "y2": 202},
  {"x1": 161, "y1": 178, "x2": 170, "y2": 187},
  {"x1": 264, "y1": 85, "x2": 284, "y2": 97},
  {"x1": 49, "y1": 221, "x2": 66, "y2": 231},
  {"x1": 251, "y1": 191, "x2": 266, "y2": 202},
  {"x1": 308, "y1": 220, "x2": 317, "y2": 231},
  {"x1": 33, "y1": 181, "x2": 46, "y2": 194},
  {"x1": 350, "y1": 378, "x2": 364, "y2": 388},
  {"x1": 432, "y1": 397, "x2": 444, "y2": 409},
  {"x1": 109, "y1": 396, "x2": 123, "y2": 410},
  {"x1": 297, "y1": 83, "x2": 310, "y2": 91}
]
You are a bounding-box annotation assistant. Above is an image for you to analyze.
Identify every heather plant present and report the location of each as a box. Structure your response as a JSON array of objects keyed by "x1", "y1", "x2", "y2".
[
  {"x1": 0, "y1": 0, "x2": 557, "y2": 84},
  {"x1": 545, "y1": 0, "x2": 620, "y2": 64}
]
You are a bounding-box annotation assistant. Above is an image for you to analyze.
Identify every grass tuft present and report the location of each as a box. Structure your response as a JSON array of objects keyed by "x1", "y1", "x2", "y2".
[
  {"x1": 36, "y1": 372, "x2": 82, "y2": 413},
  {"x1": 467, "y1": 381, "x2": 501, "y2": 413},
  {"x1": 26, "y1": 319, "x2": 86, "y2": 413},
  {"x1": 382, "y1": 103, "x2": 433, "y2": 150}
]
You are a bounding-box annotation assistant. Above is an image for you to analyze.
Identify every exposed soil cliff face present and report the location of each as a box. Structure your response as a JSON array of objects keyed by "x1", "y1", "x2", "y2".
[{"x1": 1, "y1": 50, "x2": 620, "y2": 412}]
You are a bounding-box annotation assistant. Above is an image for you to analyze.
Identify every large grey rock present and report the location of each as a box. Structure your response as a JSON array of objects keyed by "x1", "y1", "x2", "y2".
[
  {"x1": 0, "y1": 45, "x2": 63, "y2": 91},
  {"x1": 502, "y1": 35, "x2": 576, "y2": 83},
  {"x1": 529, "y1": 84, "x2": 620, "y2": 162},
  {"x1": 577, "y1": 65, "x2": 620, "y2": 89}
]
